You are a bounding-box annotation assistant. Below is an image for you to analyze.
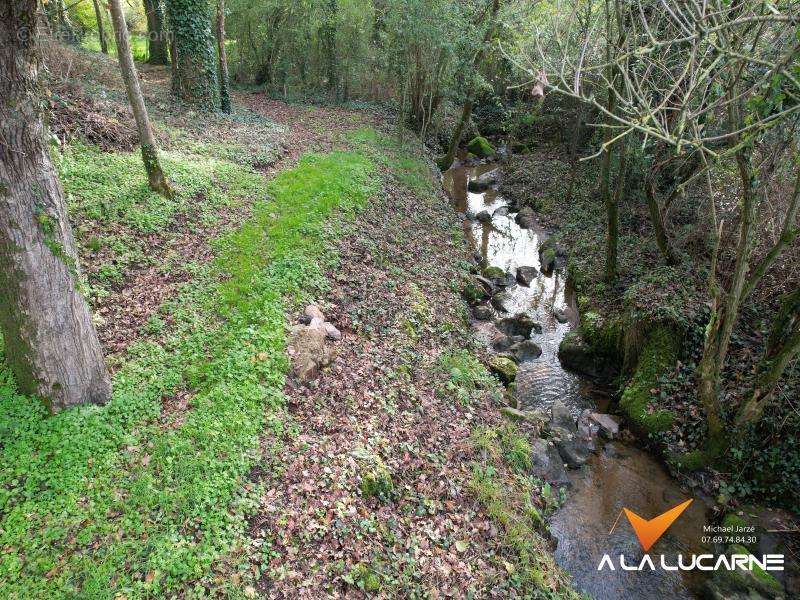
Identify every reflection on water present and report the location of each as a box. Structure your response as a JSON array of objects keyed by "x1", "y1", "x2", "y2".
[{"x1": 443, "y1": 161, "x2": 714, "y2": 600}]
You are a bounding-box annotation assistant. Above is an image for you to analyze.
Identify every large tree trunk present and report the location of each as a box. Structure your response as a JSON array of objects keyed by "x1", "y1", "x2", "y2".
[
  {"x1": 91, "y1": 0, "x2": 109, "y2": 54},
  {"x1": 108, "y1": 0, "x2": 173, "y2": 197},
  {"x1": 0, "y1": 1, "x2": 111, "y2": 413},
  {"x1": 216, "y1": 0, "x2": 231, "y2": 113},
  {"x1": 164, "y1": 0, "x2": 219, "y2": 108},
  {"x1": 143, "y1": 0, "x2": 169, "y2": 65}
]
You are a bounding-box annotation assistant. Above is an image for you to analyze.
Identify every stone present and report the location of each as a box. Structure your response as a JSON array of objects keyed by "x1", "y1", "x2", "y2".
[
  {"x1": 516, "y1": 266, "x2": 538, "y2": 286},
  {"x1": 553, "y1": 307, "x2": 570, "y2": 323},
  {"x1": 467, "y1": 169, "x2": 499, "y2": 192},
  {"x1": 323, "y1": 322, "x2": 342, "y2": 341},
  {"x1": 289, "y1": 325, "x2": 330, "y2": 384},
  {"x1": 558, "y1": 331, "x2": 601, "y2": 379},
  {"x1": 589, "y1": 413, "x2": 620, "y2": 439},
  {"x1": 508, "y1": 340, "x2": 543, "y2": 362},
  {"x1": 475, "y1": 210, "x2": 492, "y2": 223},
  {"x1": 540, "y1": 247, "x2": 556, "y2": 274},
  {"x1": 490, "y1": 291, "x2": 512, "y2": 312},
  {"x1": 515, "y1": 207, "x2": 537, "y2": 229},
  {"x1": 550, "y1": 400, "x2": 576, "y2": 432},
  {"x1": 493, "y1": 206, "x2": 510, "y2": 218},
  {"x1": 497, "y1": 314, "x2": 539, "y2": 337},
  {"x1": 483, "y1": 266, "x2": 513, "y2": 288},
  {"x1": 529, "y1": 438, "x2": 570, "y2": 486},
  {"x1": 500, "y1": 406, "x2": 547, "y2": 427},
  {"x1": 466, "y1": 135, "x2": 495, "y2": 158},
  {"x1": 492, "y1": 333, "x2": 514, "y2": 352},
  {"x1": 488, "y1": 355, "x2": 518, "y2": 385},
  {"x1": 473, "y1": 304, "x2": 493, "y2": 321},
  {"x1": 304, "y1": 304, "x2": 325, "y2": 321},
  {"x1": 554, "y1": 433, "x2": 592, "y2": 469}
]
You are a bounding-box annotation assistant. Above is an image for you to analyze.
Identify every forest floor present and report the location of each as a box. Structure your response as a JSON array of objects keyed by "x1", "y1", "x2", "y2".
[{"x1": 0, "y1": 46, "x2": 576, "y2": 598}]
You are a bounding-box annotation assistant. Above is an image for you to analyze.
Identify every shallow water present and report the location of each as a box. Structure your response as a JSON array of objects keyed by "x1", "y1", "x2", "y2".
[{"x1": 443, "y1": 161, "x2": 713, "y2": 600}]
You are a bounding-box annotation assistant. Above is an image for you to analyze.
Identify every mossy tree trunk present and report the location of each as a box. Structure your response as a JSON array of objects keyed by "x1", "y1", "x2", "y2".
[
  {"x1": 108, "y1": 0, "x2": 173, "y2": 198},
  {"x1": 216, "y1": 0, "x2": 231, "y2": 113},
  {"x1": 441, "y1": 0, "x2": 502, "y2": 171},
  {"x1": 91, "y1": 0, "x2": 109, "y2": 54},
  {"x1": 0, "y1": 0, "x2": 112, "y2": 413},
  {"x1": 143, "y1": 0, "x2": 170, "y2": 65},
  {"x1": 164, "y1": 0, "x2": 219, "y2": 109}
]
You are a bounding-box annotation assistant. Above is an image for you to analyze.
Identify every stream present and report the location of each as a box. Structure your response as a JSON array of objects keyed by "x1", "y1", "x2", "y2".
[{"x1": 443, "y1": 161, "x2": 714, "y2": 600}]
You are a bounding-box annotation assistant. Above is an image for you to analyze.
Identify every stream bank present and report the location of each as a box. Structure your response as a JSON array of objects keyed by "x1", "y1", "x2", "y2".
[{"x1": 443, "y1": 157, "x2": 796, "y2": 599}]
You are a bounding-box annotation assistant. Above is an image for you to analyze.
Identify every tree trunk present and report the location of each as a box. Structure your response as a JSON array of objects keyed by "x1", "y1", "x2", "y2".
[
  {"x1": 442, "y1": 99, "x2": 474, "y2": 169},
  {"x1": 697, "y1": 147, "x2": 758, "y2": 448},
  {"x1": 216, "y1": 0, "x2": 231, "y2": 113},
  {"x1": 735, "y1": 288, "x2": 800, "y2": 426},
  {"x1": 164, "y1": 0, "x2": 219, "y2": 109},
  {"x1": 91, "y1": 0, "x2": 109, "y2": 54},
  {"x1": 143, "y1": 0, "x2": 169, "y2": 65},
  {"x1": 0, "y1": 1, "x2": 111, "y2": 413},
  {"x1": 645, "y1": 176, "x2": 678, "y2": 265},
  {"x1": 108, "y1": 0, "x2": 173, "y2": 198},
  {"x1": 441, "y1": 0, "x2": 501, "y2": 170}
]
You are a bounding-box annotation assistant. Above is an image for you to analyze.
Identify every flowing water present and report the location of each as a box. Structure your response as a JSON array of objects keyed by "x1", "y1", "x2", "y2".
[{"x1": 443, "y1": 161, "x2": 715, "y2": 600}]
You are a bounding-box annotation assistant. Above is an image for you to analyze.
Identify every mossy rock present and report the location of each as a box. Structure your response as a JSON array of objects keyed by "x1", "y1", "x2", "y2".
[
  {"x1": 489, "y1": 355, "x2": 518, "y2": 385},
  {"x1": 709, "y1": 544, "x2": 784, "y2": 598},
  {"x1": 483, "y1": 266, "x2": 505, "y2": 279},
  {"x1": 466, "y1": 136, "x2": 495, "y2": 158},
  {"x1": 540, "y1": 247, "x2": 556, "y2": 273},
  {"x1": 619, "y1": 326, "x2": 679, "y2": 434}
]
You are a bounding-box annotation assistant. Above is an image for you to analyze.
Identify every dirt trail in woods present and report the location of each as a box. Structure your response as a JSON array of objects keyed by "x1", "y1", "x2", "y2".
[{"x1": 239, "y1": 99, "x2": 530, "y2": 598}]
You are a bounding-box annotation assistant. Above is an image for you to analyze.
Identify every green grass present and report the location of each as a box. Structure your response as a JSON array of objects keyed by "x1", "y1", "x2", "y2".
[
  {"x1": 81, "y1": 33, "x2": 149, "y2": 62},
  {"x1": 61, "y1": 143, "x2": 264, "y2": 234},
  {"x1": 0, "y1": 143, "x2": 377, "y2": 597}
]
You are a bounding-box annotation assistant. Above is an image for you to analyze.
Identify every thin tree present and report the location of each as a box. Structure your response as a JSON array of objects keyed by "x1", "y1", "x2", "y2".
[
  {"x1": 91, "y1": 0, "x2": 109, "y2": 54},
  {"x1": 0, "y1": 0, "x2": 112, "y2": 413},
  {"x1": 216, "y1": 0, "x2": 231, "y2": 113},
  {"x1": 108, "y1": 0, "x2": 173, "y2": 197},
  {"x1": 441, "y1": 0, "x2": 502, "y2": 171}
]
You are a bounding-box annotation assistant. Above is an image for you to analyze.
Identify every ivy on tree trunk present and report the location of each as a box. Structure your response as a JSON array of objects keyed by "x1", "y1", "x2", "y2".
[{"x1": 165, "y1": 0, "x2": 219, "y2": 109}]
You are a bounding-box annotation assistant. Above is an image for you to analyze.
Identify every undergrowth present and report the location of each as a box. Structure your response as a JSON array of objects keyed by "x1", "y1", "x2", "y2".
[{"x1": 0, "y1": 141, "x2": 377, "y2": 598}]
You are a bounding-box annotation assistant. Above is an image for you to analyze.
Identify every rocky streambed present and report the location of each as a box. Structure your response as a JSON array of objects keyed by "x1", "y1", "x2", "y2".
[{"x1": 443, "y1": 159, "x2": 721, "y2": 599}]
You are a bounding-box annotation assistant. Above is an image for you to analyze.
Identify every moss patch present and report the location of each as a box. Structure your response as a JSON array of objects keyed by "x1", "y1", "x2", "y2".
[
  {"x1": 466, "y1": 136, "x2": 495, "y2": 158},
  {"x1": 619, "y1": 326, "x2": 679, "y2": 434}
]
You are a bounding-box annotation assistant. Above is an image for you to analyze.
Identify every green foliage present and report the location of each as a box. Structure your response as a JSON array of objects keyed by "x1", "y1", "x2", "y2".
[
  {"x1": 0, "y1": 140, "x2": 377, "y2": 597},
  {"x1": 468, "y1": 431, "x2": 578, "y2": 597},
  {"x1": 435, "y1": 350, "x2": 495, "y2": 404},
  {"x1": 60, "y1": 143, "x2": 263, "y2": 234}
]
